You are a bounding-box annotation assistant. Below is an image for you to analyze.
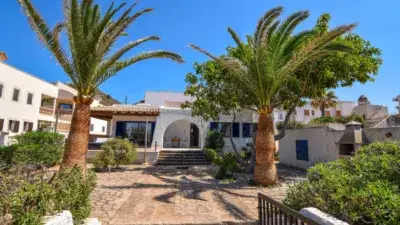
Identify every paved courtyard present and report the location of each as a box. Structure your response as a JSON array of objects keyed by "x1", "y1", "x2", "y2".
[{"x1": 90, "y1": 164, "x2": 305, "y2": 225}]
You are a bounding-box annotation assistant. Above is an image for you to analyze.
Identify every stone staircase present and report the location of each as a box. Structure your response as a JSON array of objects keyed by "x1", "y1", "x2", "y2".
[{"x1": 156, "y1": 150, "x2": 210, "y2": 165}]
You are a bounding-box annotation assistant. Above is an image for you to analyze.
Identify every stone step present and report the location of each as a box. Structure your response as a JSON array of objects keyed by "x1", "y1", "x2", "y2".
[
  {"x1": 157, "y1": 161, "x2": 211, "y2": 165},
  {"x1": 157, "y1": 150, "x2": 210, "y2": 165}
]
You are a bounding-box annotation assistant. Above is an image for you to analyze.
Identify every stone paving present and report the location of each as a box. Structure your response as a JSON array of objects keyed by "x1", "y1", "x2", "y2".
[{"x1": 90, "y1": 164, "x2": 306, "y2": 225}]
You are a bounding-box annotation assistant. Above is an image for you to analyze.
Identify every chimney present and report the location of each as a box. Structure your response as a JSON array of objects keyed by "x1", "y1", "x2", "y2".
[{"x1": 0, "y1": 52, "x2": 7, "y2": 62}]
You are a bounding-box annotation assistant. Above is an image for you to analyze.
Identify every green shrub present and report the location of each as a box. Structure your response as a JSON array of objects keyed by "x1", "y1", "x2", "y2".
[
  {"x1": 53, "y1": 168, "x2": 97, "y2": 224},
  {"x1": 309, "y1": 116, "x2": 335, "y2": 124},
  {"x1": 0, "y1": 166, "x2": 96, "y2": 225},
  {"x1": 276, "y1": 120, "x2": 306, "y2": 130},
  {"x1": 284, "y1": 141, "x2": 400, "y2": 225},
  {"x1": 214, "y1": 153, "x2": 239, "y2": 180},
  {"x1": 334, "y1": 113, "x2": 365, "y2": 125},
  {"x1": 0, "y1": 145, "x2": 16, "y2": 165},
  {"x1": 203, "y1": 148, "x2": 219, "y2": 162},
  {"x1": 204, "y1": 130, "x2": 225, "y2": 152},
  {"x1": 9, "y1": 131, "x2": 64, "y2": 166},
  {"x1": 94, "y1": 138, "x2": 137, "y2": 171}
]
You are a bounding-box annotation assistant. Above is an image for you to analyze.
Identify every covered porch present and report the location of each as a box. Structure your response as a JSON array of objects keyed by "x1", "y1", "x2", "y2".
[{"x1": 163, "y1": 119, "x2": 200, "y2": 149}]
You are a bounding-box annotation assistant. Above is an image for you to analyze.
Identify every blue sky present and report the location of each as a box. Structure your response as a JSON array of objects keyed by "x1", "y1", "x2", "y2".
[{"x1": 1, "y1": 1, "x2": 399, "y2": 112}]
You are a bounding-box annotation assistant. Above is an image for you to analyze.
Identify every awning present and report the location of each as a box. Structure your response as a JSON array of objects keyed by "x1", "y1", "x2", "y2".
[{"x1": 91, "y1": 105, "x2": 160, "y2": 120}]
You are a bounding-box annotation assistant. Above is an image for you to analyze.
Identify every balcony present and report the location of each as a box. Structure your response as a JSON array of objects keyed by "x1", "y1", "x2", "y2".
[
  {"x1": 58, "y1": 108, "x2": 73, "y2": 115},
  {"x1": 39, "y1": 107, "x2": 54, "y2": 115}
]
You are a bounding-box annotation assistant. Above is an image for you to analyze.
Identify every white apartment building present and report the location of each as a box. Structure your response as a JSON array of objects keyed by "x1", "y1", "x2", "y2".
[
  {"x1": 0, "y1": 55, "x2": 108, "y2": 146},
  {"x1": 274, "y1": 101, "x2": 356, "y2": 124}
]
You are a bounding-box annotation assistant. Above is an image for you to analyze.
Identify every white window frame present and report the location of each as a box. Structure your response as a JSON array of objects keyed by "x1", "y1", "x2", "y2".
[
  {"x1": 26, "y1": 92, "x2": 34, "y2": 105},
  {"x1": 7, "y1": 118, "x2": 20, "y2": 133},
  {"x1": 0, "y1": 82, "x2": 4, "y2": 99},
  {"x1": 12, "y1": 87, "x2": 21, "y2": 102},
  {"x1": 23, "y1": 120, "x2": 34, "y2": 132}
]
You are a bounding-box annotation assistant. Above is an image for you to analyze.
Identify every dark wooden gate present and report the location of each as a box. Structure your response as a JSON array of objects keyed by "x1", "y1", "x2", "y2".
[{"x1": 258, "y1": 193, "x2": 320, "y2": 225}]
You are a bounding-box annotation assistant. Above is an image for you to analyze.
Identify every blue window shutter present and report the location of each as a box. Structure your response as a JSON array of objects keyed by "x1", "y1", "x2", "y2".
[
  {"x1": 242, "y1": 123, "x2": 250, "y2": 137},
  {"x1": 232, "y1": 123, "x2": 240, "y2": 137},
  {"x1": 210, "y1": 122, "x2": 217, "y2": 131},
  {"x1": 116, "y1": 122, "x2": 126, "y2": 138},
  {"x1": 296, "y1": 140, "x2": 309, "y2": 161}
]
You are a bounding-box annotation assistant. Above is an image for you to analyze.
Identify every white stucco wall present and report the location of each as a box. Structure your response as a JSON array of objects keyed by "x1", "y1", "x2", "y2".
[
  {"x1": 0, "y1": 62, "x2": 58, "y2": 142},
  {"x1": 164, "y1": 119, "x2": 190, "y2": 141},
  {"x1": 279, "y1": 127, "x2": 344, "y2": 169},
  {"x1": 364, "y1": 127, "x2": 400, "y2": 142},
  {"x1": 151, "y1": 107, "x2": 207, "y2": 149},
  {"x1": 145, "y1": 91, "x2": 193, "y2": 106}
]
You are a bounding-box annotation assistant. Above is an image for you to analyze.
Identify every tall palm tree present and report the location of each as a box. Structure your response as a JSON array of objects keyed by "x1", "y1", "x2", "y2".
[
  {"x1": 190, "y1": 7, "x2": 355, "y2": 185},
  {"x1": 311, "y1": 91, "x2": 338, "y2": 117},
  {"x1": 18, "y1": 0, "x2": 184, "y2": 169}
]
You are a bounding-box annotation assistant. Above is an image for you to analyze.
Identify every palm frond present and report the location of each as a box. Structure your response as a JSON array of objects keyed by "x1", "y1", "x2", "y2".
[{"x1": 94, "y1": 51, "x2": 184, "y2": 88}]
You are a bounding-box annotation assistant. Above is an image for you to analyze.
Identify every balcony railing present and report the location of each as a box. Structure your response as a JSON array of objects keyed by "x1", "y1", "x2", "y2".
[
  {"x1": 39, "y1": 107, "x2": 54, "y2": 115},
  {"x1": 57, "y1": 108, "x2": 73, "y2": 115}
]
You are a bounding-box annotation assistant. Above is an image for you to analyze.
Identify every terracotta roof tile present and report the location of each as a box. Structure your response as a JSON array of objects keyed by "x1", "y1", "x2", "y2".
[{"x1": 91, "y1": 105, "x2": 159, "y2": 114}]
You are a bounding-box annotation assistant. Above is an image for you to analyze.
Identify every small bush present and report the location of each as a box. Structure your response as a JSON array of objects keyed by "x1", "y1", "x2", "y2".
[
  {"x1": 94, "y1": 138, "x2": 137, "y2": 171},
  {"x1": 7, "y1": 131, "x2": 65, "y2": 166},
  {"x1": 309, "y1": 116, "x2": 335, "y2": 125},
  {"x1": 214, "y1": 153, "x2": 239, "y2": 180},
  {"x1": 0, "y1": 165, "x2": 96, "y2": 225},
  {"x1": 203, "y1": 148, "x2": 219, "y2": 162},
  {"x1": 53, "y1": 168, "x2": 97, "y2": 224},
  {"x1": 334, "y1": 113, "x2": 365, "y2": 125},
  {"x1": 284, "y1": 141, "x2": 400, "y2": 225},
  {"x1": 204, "y1": 130, "x2": 225, "y2": 152},
  {"x1": 276, "y1": 120, "x2": 306, "y2": 130}
]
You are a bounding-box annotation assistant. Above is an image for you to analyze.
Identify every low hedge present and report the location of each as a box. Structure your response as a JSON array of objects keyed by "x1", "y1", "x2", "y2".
[
  {"x1": 0, "y1": 131, "x2": 64, "y2": 167},
  {"x1": 0, "y1": 166, "x2": 96, "y2": 225},
  {"x1": 284, "y1": 142, "x2": 400, "y2": 225}
]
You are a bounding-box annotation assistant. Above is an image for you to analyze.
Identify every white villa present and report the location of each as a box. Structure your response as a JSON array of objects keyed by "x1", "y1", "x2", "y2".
[
  {"x1": 91, "y1": 91, "x2": 259, "y2": 154},
  {"x1": 0, "y1": 55, "x2": 108, "y2": 146}
]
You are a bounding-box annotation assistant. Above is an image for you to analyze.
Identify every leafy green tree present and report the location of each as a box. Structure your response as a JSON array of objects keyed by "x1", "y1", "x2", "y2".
[
  {"x1": 18, "y1": 0, "x2": 183, "y2": 169},
  {"x1": 310, "y1": 91, "x2": 338, "y2": 116},
  {"x1": 189, "y1": 7, "x2": 357, "y2": 185}
]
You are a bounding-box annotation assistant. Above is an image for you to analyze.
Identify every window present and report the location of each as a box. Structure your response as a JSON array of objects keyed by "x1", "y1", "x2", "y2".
[
  {"x1": 325, "y1": 111, "x2": 331, "y2": 117},
  {"x1": 115, "y1": 121, "x2": 156, "y2": 146},
  {"x1": 27, "y1": 93, "x2": 34, "y2": 105},
  {"x1": 311, "y1": 110, "x2": 315, "y2": 116},
  {"x1": 210, "y1": 122, "x2": 240, "y2": 138},
  {"x1": 0, "y1": 83, "x2": 3, "y2": 98},
  {"x1": 102, "y1": 126, "x2": 105, "y2": 132},
  {"x1": 278, "y1": 113, "x2": 283, "y2": 120},
  {"x1": 296, "y1": 140, "x2": 309, "y2": 161},
  {"x1": 336, "y1": 110, "x2": 342, "y2": 117},
  {"x1": 304, "y1": 110, "x2": 310, "y2": 116},
  {"x1": 12, "y1": 88, "x2": 20, "y2": 102},
  {"x1": 8, "y1": 120, "x2": 20, "y2": 133},
  {"x1": 0, "y1": 119, "x2": 4, "y2": 131},
  {"x1": 59, "y1": 103, "x2": 73, "y2": 109},
  {"x1": 90, "y1": 124, "x2": 94, "y2": 131},
  {"x1": 242, "y1": 123, "x2": 258, "y2": 138},
  {"x1": 23, "y1": 122, "x2": 34, "y2": 132}
]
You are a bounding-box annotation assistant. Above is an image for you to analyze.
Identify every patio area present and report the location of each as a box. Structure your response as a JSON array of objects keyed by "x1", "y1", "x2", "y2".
[{"x1": 90, "y1": 164, "x2": 305, "y2": 225}]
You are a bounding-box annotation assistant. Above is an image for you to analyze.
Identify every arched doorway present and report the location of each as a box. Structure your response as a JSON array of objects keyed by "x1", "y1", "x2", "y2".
[{"x1": 163, "y1": 119, "x2": 200, "y2": 148}]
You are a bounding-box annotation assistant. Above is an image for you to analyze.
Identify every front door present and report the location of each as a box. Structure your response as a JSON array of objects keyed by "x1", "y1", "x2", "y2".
[{"x1": 190, "y1": 123, "x2": 199, "y2": 147}]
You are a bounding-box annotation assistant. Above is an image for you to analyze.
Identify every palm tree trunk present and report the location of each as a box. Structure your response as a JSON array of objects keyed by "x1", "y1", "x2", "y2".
[
  {"x1": 61, "y1": 102, "x2": 91, "y2": 170},
  {"x1": 321, "y1": 105, "x2": 325, "y2": 117},
  {"x1": 254, "y1": 110, "x2": 277, "y2": 186}
]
